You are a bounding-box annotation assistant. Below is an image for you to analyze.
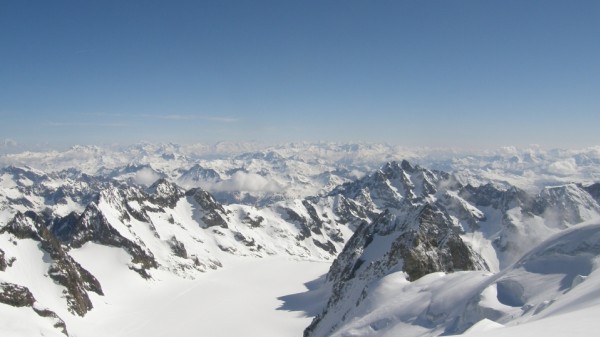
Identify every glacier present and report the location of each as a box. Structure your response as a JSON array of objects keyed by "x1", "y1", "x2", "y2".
[{"x1": 1, "y1": 142, "x2": 600, "y2": 337}]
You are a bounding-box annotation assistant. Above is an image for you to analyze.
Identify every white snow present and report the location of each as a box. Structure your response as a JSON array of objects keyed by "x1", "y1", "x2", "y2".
[
  {"x1": 0, "y1": 236, "x2": 68, "y2": 313},
  {"x1": 323, "y1": 221, "x2": 600, "y2": 337},
  {"x1": 462, "y1": 318, "x2": 504, "y2": 334},
  {"x1": 4, "y1": 143, "x2": 600, "y2": 199},
  {"x1": 0, "y1": 305, "x2": 65, "y2": 337},
  {"x1": 461, "y1": 231, "x2": 500, "y2": 272},
  {"x1": 67, "y1": 246, "x2": 330, "y2": 337},
  {"x1": 453, "y1": 305, "x2": 600, "y2": 337},
  {"x1": 3, "y1": 143, "x2": 600, "y2": 337}
]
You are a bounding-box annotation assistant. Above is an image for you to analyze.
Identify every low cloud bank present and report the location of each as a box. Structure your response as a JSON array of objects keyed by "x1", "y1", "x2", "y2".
[
  {"x1": 547, "y1": 159, "x2": 578, "y2": 176},
  {"x1": 211, "y1": 171, "x2": 282, "y2": 193},
  {"x1": 134, "y1": 167, "x2": 163, "y2": 186}
]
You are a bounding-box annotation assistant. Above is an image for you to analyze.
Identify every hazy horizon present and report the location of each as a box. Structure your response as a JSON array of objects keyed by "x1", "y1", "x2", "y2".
[{"x1": 2, "y1": 138, "x2": 600, "y2": 157}]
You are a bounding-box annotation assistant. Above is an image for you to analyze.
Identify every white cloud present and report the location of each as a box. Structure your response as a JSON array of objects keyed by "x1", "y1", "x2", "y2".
[
  {"x1": 498, "y1": 146, "x2": 519, "y2": 156},
  {"x1": 133, "y1": 167, "x2": 162, "y2": 186},
  {"x1": 212, "y1": 171, "x2": 282, "y2": 193},
  {"x1": 348, "y1": 169, "x2": 366, "y2": 179},
  {"x1": 547, "y1": 158, "x2": 578, "y2": 176}
]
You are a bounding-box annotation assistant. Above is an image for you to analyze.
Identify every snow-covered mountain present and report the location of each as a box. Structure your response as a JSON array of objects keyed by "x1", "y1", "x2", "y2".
[
  {"x1": 310, "y1": 220, "x2": 600, "y2": 337},
  {"x1": 3, "y1": 143, "x2": 600, "y2": 204},
  {"x1": 0, "y1": 168, "x2": 346, "y2": 335},
  {"x1": 304, "y1": 161, "x2": 600, "y2": 337},
  {"x1": 2, "y1": 145, "x2": 600, "y2": 337}
]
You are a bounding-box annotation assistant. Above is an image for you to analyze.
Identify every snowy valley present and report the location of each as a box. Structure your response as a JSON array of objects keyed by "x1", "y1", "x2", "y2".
[{"x1": 1, "y1": 143, "x2": 600, "y2": 337}]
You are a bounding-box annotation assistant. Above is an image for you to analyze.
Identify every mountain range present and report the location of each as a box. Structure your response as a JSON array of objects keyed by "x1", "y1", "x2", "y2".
[{"x1": 1, "y1": 143, "x2": 600, "y2": 337}]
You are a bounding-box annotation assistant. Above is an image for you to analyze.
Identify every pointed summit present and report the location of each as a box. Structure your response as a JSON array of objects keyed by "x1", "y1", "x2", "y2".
[
  {"x1": 400, "y1": 159, "x2": 414, "y2": 172},
  {"x1": 147, "y1": 178, "x2": 184, "y2": 208}
]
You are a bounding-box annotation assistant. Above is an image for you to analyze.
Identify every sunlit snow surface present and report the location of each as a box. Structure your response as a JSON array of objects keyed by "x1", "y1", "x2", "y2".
[
  {"x1": 67, "y1": 246, "x2": 329, "y2": 337},
  {"x1": 324, "y1": 221, "x2": 600, "y2": 337},
  {"x1": 3, "y1": 143, "x2": 600, "y2": 337}
]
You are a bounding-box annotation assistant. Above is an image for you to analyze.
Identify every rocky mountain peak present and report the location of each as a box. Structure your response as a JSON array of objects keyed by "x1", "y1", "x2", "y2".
[
  {"x1": 180, "y1": 164, "x2": 222, "y2": 181},
  {"x1": 532, "y1": 183, "x2": 600, "y2": 228},
  {"x1": 400, "y1": 159, "x2": 414, "y2": 172},
  {"x1": 185, "y1": 188, "x2": 229, "y2": 228},
  {"x1": 0, "y1": 282, "x2": 68, "y2": 335},
  {"x1": 147, "y1": 178, "x2": 184, "y2": 208},
  {"x1": 583, "y1": 182, "x2": 600, "y2": 203},
  {"x1": 3, "y1": 146, "x2": 600, "y2": 337},
  {"x1": 459, "y1": 183, "x2": 530, "y2": 211},
  {"x1": 1, "y1": 211, "x2": 103, "y2": 317},
  {"x1": 329, "y1": 160, "x2": 456, "y2": 213},
  {"x1": 305, "y1": 199, "x2": 488, "y2": 337},
  {"x1": 51, "y1": 202, "x2": 158, "y2": 277}
]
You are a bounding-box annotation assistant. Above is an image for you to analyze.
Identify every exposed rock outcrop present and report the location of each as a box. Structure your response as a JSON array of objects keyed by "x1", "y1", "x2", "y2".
[
  {"x1": 2, "y1": 212, "x2": 103, "y2": 316},
  {"x1": 0, "y1": 282, "x2": 68, "y2": 335}
]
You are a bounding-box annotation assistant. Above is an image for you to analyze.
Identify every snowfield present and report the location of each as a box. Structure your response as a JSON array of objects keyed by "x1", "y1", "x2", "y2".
[
  {"x1": 67, "y1": 248, "x2": 330, "y2": 337},
  {"x1": 323, "y1": 221, "x2": 600, "y2": 337},
  {"x1": 2, "y1": 143, "x2": 600, "y2": 337},
  {"x1": 458, "y1": 305, "x2": 600, "y2": 337}
]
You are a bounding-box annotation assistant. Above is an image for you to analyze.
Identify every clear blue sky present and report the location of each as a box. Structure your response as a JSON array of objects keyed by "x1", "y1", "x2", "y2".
[{"x1": 1, "y1": 0, "x2": 599, "y2": 149}]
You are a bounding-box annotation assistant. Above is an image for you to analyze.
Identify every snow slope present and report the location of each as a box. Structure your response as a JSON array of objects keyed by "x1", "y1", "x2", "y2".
[
  {"x1": 458, "y1": 305, "x2": 600, "y2": 337},
  {"x1": 317, "y1": 221, "x2": 600, "y2": 337},
  {"x1": 66, "y1": 251, "x2": 329, "y2": 337},
  {"x1": 2, "y1": 146, "x2": 600, "y2": 337}
]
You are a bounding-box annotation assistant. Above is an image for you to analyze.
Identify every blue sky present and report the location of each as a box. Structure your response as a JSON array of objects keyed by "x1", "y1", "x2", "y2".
[{"x1": 1, "y1": 0, "x2": 599, "y2": 149}]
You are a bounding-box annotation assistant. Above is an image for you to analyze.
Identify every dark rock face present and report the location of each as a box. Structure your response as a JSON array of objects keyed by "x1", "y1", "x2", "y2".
[
  {"x1": 1, "y1": 211, "x2": 41, "y2": 240},
  {"x1": 53, "y1": 203, "x2": 158, "y2": 274},
  {"x1": 0, "y1": 282, "x2": 35, "y2": 307},
  {"x1": 284, "y1": 208, "x2": 310, "y2": 240},
  {"x1": 0, "y1": 248, "x2": 6, "y2": 271},
  {"x1": 306, "y1": 201, "x2": 488, "y2": 337},
  {"x1": 242, "y1": 214, "x2": 264, "y2": 228},
  {"x1": 325, "y1": 162, "x2": 462, "y2": 228},
  {"x1": 0, "y1": 282, "x2": 69, "y2": 335},
  {"x1": 583, "y1": 182, "x2": 600, "y2": 203},
  {"x1": 459, "y1": 183, "x2": 529, "y2": 211},
  {"x1": 302, "y1": 200, "x2": 325, "y2": 235},
  {"x1": 168, "y1": 236, "x2": 188, "y2": 259},
  {"x1": 279, "y1": 199, "x2": 346, "y2": 254},
  {"x1": 186, "y1": 188, "x2": 229, "y2": 228},
  {"x1": 330, "y1": 195, "x2": 373, "y2": 229},
  {"x1": 304, "y1": 161, "x2": 493, "y2": 337},
  {"x1": 312, "y1": 239, "x2": 337, "y2": 255},
  {"x1": 397, "y1": 204, "x2": 484, "y2": 281},
  {"x1": 3, "y1": 212, "x2": 103, "y2": 316},
  {"x1": 304, "y1": 162, "x2": 600, "y2": 337},
  {"x1": 51, "y1": 212, "x2": 81, "y2": 242}
]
